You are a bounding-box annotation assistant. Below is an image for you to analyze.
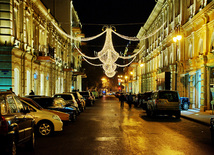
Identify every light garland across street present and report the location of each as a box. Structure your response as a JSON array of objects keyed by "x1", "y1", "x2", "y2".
[{"x1": 52, "y1": 22, "x2": 165, "y2": 77}]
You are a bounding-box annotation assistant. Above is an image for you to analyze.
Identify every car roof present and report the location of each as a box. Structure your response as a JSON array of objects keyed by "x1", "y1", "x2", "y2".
[
  {"x1": 0, "y1": 91, "x2": 14, "y2": 95},
  {"x1": 153, "y1": 90, "x2": 178, "y2": 93}
]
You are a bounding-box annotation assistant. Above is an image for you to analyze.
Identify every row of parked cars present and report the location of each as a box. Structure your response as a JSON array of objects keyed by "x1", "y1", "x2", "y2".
[
  {"x1": 116, "y1": 90, "x2": 183, "y2": 119},
  {"x1": 0, "y1": 90, "x2": 96, "y2": 154}
]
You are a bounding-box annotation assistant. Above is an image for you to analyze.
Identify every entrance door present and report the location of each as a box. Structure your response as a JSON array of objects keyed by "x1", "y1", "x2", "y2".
[{"x1": 196, "y1": 70, "x2": 201, "y2": 108}]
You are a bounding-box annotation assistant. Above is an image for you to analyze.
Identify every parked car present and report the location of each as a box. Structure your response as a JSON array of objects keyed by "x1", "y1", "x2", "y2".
[
  {"x1": 30, "y1": 97, "x2": 77, "y2": 121},
  {"x1": 92, "y1": 91, "x2": 99, "y2": 99},
  {"x1": 79, "y1": 91, "x2": 94, "y2": 106},
  {"x1": 180, "y1": 97, "x2": 190, "y2": 110},
  {"x1": 141, "y1": 91, "x2": 153, "y2": 110},
  {"x1": 20, "y1": 97, "x2": 63, "y2": 136},
  {"x1": 53, "y1": 93, "x2": 80, "y2": 115},
  {"x1": 210, "y1": 118, "x2": 214, "y2": 144},
  {"x1": 0, "y1": 91, "x2": 35, "y2": 154},
  {"x1": 89, "y1": 92, "x2": 96, "y2": 104},
  {"x1": 146, "y1": 90, "x2": 181, "y2": 118},
  {"x1": 72, "y1": 92, "x2": 86, "y2": 112},
  {"x1": 23, "y1": 96, "x2": 71, "y2": 122}
]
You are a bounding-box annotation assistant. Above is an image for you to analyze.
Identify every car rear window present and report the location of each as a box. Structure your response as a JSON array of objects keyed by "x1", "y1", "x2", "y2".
[
  {"x1": 159, "y1": 91, "x2": 179, "y2": 102},
  {"x1": 55, "y1": 95, "x2": 72, "y2": 100},
  {"x1": 33, "y1": 98, "x2": 54, "y2": 108},
  {"x1": 143, "y1": 92, "x2": 152, "y2": 100},
  {"x1": 79, "y1": 92, "x2": 89, "y2": 96}
]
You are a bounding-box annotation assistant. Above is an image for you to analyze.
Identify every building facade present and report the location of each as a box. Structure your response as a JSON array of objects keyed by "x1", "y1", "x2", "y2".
[
  {"x1": 125, "y1": 0, "x2": 214, "y2": 111},
  {"x1": 0, "y1": 0, "x2": 85, "y2": 96}
]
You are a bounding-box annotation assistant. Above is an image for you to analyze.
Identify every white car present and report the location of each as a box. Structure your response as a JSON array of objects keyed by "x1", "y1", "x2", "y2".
[
  {"x1": 54, "y1": 93, "x2": 79, "y2": 108},
  {"x1": 20, "y1": 97, "x2": 63, "y2": 136}
]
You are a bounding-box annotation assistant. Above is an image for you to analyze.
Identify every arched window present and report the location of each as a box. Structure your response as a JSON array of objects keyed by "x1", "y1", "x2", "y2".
[
  {"x1": 40, "y1": 73, "x2": 44, "y2": 95},
  {"x1": 34, "y1": 72, "x2": 38, "y2": 95},
  {"x1": 199, "y1": 39, "x2": 203, "y2": 55},
  {"x1": 26, "y1": 70, "x2": 31, "y2": 95},
  {"x1": 14, "y1": 68, "x2": 20, "y2": 95},
  {"x1": 211, "y1": 32, "x2": 214, "y2": 52}
]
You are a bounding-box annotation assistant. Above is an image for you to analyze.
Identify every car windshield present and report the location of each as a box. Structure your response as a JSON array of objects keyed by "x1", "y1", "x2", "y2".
[
  {"x1": 72, "y1": 93, "x2": 78, "y2": 99},
  {"x1": 159, "y1": 91, "x2": 179, "y2": 102},
  {"x1": 79, "y1": 92, "x2": 89, "y2": 96},
  {"x1": 55, "y1": 95, "x2": 72, "y2": 100},
  {"x1": 20, "y1": 98, "x2": 43, "y2": 110}
]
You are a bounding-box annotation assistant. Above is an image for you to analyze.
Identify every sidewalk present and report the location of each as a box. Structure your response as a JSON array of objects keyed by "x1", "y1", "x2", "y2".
[{"x1": 181, "y1": 109, "x2": 214, "y2": 126}]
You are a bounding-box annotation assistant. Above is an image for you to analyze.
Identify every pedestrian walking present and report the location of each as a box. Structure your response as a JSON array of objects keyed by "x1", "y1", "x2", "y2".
[
  {"x1": 127, "y1": 92, "x2": 133, "y2": 109},
  {"x1": 29, "y1": 90, "x2": 35, "y2": 95},
  {"x1": 119, "y1": 93, "x2": 126, "y2": 109}
]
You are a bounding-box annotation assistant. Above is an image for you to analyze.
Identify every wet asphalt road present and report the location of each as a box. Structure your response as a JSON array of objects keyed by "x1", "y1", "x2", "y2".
[{"x1": 18, "y1": 95, "x2": 214, "y2": 155}]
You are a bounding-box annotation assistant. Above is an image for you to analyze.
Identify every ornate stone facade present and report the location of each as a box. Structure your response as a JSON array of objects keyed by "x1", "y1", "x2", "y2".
[
  {"x1": 0, "y1": 0, "x2": 84, "y2": 96},
  {"x1": 125, "y1": 0, "x2": 214, "y2": 111}
]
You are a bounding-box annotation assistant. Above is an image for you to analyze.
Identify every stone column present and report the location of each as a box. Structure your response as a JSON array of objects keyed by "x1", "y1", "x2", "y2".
[{"x1": 200, "y1": 65, "x2": 207, "y2": 111}]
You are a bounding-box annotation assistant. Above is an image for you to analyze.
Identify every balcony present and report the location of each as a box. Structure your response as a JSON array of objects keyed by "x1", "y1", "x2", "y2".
[
  {"x1": 76, "y1": 33, "x2": 85, "y2": 38},
  {"x1": 72, "y1": 27, "x2": 81, "y2": 33},
  {"x1": 36, "y1": 52, "x2": 55, "y2": 63}
]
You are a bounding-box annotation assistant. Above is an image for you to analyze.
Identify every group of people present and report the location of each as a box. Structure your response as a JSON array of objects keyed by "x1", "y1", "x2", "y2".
[{"x1": 119, "y1": 92, "x2": 133, "y2": 109}]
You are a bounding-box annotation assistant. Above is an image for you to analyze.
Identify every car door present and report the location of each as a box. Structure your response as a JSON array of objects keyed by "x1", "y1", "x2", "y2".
[
  {"x1": 6, "y1": 94, "x2": 26, "y2": 142},
  {"x1": 13, "y1": 96, "x2": 33, "y2": 141}
]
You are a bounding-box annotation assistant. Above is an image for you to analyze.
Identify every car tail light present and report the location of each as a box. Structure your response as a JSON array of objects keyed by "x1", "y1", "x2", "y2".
[{"x1": 0, "y1": 115, "x2": 8, "y2": 134}]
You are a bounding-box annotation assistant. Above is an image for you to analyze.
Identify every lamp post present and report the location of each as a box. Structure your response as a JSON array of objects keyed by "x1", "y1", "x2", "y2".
[
  {"x1": 173, "y1": 30, "x2": 182, "y2": 90},
  {"x1": 130, "y1": 71, "x2": 133, "y2": 93}
]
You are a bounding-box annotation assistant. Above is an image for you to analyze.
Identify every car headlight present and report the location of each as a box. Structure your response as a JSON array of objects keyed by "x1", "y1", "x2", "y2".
[{"x1": 52, "y1": 115, "x2": 61, "y2": 121}]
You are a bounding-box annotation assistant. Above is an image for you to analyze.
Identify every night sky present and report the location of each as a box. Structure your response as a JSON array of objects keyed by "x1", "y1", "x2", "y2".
[{"x1": 72, "y1": 0, "x2": 156, "y2": 89}]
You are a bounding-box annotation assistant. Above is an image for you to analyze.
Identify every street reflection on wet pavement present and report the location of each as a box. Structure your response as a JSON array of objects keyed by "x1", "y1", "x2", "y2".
[{"x1": 18, "y1": 95, "x2": 214, "y2": 155}]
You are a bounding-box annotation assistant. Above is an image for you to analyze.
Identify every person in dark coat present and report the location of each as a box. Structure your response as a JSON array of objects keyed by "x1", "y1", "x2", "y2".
[
  {"x1": 127, "y1": 92, "x2": 133, "y2": 109},
  {"x1": 29, "y1": 90, "x2": 35, "y2": 95},
  {"x1": 119, "y1": 93, "x2": 126, "y2": 109}
]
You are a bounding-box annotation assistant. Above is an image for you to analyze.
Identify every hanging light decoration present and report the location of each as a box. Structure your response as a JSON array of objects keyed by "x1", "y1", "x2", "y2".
[{"x1": 72, "y1": 25, "x2": 165, "y2": 78}]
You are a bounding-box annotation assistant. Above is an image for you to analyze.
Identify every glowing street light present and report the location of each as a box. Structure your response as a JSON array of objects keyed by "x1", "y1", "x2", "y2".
[
  {"x1": 173, "y1": 35, "x2": 182, "y2": 42},
  {"x1": 140, "y1": 63, "x2": 144, "y2": 67}
]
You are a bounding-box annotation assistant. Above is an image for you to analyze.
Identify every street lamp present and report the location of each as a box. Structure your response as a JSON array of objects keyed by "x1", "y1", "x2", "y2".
[
  {"x1": 173, "y1": 32, "x2": 182, "y2": 90},
  {"x1": 140, "y1": 63, "x2": 144, "y2": 67}
]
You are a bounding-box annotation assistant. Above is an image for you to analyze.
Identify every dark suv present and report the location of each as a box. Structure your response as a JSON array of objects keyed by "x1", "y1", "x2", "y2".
[
  {"x1": 147, "y1": 90, "x2": 181, "y2": 118},
  {"x1": 0, "y1": 91, "x2": 35, "y2": 154}
]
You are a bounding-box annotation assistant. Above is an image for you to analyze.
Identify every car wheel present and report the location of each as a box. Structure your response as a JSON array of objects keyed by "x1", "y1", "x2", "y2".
[
  {"x1": 182, "y1": 102, "x2": 189, "y2": 110},
  {"x1": 38, "y1": 121, "x2": 53, "y2": 136},
  {"x1": 26, "y1": 131, "x2": 36, "y2": 150},
  {"x1": 211, "y1": 130, "x2": 214, "y2": 144}
]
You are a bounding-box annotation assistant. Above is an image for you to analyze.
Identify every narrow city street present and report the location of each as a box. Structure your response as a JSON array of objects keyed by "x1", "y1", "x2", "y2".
[{"x1": 18, "y1": 95, "x2": 214, "y2": 155}]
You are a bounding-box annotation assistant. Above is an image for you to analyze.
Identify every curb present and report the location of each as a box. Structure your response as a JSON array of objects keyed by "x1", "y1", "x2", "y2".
[{"x1": 181, "y1": 115, "x2": 210, "y2": 126}]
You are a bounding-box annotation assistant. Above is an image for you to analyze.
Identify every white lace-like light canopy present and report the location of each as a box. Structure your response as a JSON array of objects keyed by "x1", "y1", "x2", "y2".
[{"x1": 71, "y1": 24, "x2": 165, "y2": 78}]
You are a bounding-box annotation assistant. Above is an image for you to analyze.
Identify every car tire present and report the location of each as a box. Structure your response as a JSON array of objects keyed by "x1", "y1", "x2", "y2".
[
  {"x1": 26, "y1": 131, "x2": 35, "y2": 150},
  {"x1": 211, "y1": 130, "x2": 214, "y2": 144},
  {"x1": 37, "y1": 121, "x2": 53, "y2": 136},
  {"x1": 182, "y1": 102, "x2": 189, "y2": 110}
]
